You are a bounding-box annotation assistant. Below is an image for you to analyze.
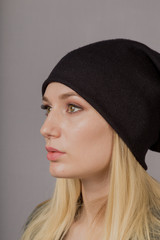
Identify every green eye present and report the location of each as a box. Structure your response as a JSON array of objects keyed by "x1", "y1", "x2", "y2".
[
  {"x1": 68, "y1": 104, "x2": 81, "y2": 113},
  {"x1": 41, "y1": 103, "x2": 82, "y2": 116},
  {"x1": 46, "y1": 106, "x2": 51, "y2": 115},
  {"x1": 41, "y1": 104, "x2": 52, "y2": 116}
]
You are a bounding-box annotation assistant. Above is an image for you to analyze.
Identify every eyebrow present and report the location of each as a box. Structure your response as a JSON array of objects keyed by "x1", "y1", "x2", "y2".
[{"x1": 42, "y1": 92, "x2": 81, "y2": 102}]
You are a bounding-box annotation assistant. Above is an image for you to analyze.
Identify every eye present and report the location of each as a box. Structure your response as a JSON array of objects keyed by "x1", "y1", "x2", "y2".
[
  {"x1": 67, "y1": 103, "x2": 82, "y2": 114},
  {"x1": 40, "y1": 103, "x2": 82, "y2": 116},
  {"x1": 41, "y1": 104, "x2": 52, "y2": 116}
]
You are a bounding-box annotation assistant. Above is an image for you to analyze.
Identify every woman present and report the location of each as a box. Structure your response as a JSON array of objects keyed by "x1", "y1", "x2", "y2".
[{"x1": 20, "y1": 39, "x2": 160, "y2": 240}]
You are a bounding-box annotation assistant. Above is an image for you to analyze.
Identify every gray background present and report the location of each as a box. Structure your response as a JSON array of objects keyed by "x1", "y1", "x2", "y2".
[{"x1": 1, "y1": 1, "x2": 160, "y2": 239}]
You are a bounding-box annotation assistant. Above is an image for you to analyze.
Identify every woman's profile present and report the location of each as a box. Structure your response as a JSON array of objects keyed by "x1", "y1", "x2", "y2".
[{"x1": 20, "y1": 39, "x2": 160, "y2": 240}]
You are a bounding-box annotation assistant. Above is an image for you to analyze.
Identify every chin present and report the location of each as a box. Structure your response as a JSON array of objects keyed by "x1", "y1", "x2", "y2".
[
  {"x1": 49, "y1": 164, "x2": 70, "y2": 178},
  {"x1": 49, "y1": 169, "x2": 79, "y2": 179},
  {"x1": 49, "y1": 162, "x2": 82, "y2": 179}
]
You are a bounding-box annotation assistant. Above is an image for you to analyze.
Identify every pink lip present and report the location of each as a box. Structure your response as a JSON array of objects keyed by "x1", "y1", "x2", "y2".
[
  {"x1": 45, "y1": 146, "x2": 65, "y2": 161},
  {"x1": 47, "y1": 151, "x2": 65, "y2": 161},
  {"x1": 45, "y1": 146, "x2": 65, "y2": 153}
]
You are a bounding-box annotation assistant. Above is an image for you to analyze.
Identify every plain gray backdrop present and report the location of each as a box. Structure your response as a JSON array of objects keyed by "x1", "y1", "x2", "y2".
[{"x1": 1, "y1": 1, "x2": 160, "y2": 239}]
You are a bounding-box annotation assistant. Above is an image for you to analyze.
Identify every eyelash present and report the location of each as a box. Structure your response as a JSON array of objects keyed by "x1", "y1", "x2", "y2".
[{"x1": 40, "y1": 103, "x2": 82, "y2": 116}]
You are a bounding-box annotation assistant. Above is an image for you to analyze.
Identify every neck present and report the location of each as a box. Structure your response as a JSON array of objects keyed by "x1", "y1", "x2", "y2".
[{"x1": 79, "y1": 170, "x2": 110, "y2": 226}]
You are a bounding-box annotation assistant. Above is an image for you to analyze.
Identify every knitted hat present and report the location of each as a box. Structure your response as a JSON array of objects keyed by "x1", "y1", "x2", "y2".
[{"x1": 42, "y1": 38, "x2": 160, "y2": 170}]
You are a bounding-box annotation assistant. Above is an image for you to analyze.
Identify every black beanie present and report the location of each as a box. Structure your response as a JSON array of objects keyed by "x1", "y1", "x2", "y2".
[{"x1": 42, "y1": 38, "x2": 160, "y2": 170}]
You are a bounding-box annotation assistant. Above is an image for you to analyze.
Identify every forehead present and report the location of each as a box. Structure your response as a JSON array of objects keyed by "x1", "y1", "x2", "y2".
[
  {"x1": 43, "y1": 82, "x2": 82, "y2": 101},
  {"x1": 45, "y1": 82, "x2": 77, "y2": 93}
]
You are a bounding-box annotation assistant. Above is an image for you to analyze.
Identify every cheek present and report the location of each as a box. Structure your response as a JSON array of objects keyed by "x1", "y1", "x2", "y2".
[{"x1": 69, "y1": 115, "x2": 113, "y2": 174}]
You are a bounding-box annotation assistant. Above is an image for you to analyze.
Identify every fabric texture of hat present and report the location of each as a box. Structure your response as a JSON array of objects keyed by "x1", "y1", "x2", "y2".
[{"x1": 42, "y1": 38, "x2": 160, "y2": 170}]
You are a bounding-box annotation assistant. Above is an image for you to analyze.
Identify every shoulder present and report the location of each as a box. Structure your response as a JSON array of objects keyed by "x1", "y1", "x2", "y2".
[
  {"x1": 152, "y1": 207, "x2": 160, "y2": 220},
  {"x1": 150, "y1": 208, "x2": 160, "y2": 240},
  {"x1": 23, "y1": 199, "x2": 50, "y2": 231}
]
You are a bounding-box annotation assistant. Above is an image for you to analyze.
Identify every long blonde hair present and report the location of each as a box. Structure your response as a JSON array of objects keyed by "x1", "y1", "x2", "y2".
[{"x1": 20, "y1": 130, "x2": 160, "y2": 240}]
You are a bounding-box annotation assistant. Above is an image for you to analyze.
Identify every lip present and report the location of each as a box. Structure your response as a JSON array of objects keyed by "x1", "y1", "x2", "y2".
[
  {"x1": 45, "y1": 146, "x2": 65, "y2": 153},
  {"x1": 45, "y1": 146, "x2": 65, "y2": 161},
  {"x1": 47, "y1": 151, "x2": 65, "y2": 161}
]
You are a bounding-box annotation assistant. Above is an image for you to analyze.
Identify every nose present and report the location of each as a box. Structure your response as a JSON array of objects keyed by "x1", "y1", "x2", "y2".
[{"x1": 40, "y1": 111, "x2": 61, "y2": 138}]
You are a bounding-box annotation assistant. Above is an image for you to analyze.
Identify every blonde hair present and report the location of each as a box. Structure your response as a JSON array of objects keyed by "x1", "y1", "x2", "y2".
[{"x1": 20, "y1": 130, "x2": 160, "y2": 240}]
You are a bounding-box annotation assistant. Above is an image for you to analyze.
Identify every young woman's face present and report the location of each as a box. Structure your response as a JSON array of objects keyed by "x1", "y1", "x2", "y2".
[{"x1": 40, "y1": 82, "x2": 113, "y2": 180}]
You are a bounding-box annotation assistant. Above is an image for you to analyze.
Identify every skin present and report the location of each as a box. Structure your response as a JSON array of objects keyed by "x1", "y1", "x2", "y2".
[{"x1": 40, "y1": 82, "x2": 114, "y2": 239}]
